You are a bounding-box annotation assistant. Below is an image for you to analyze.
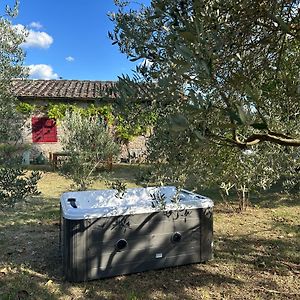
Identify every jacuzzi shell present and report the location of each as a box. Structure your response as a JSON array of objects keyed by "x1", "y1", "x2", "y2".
[{"x1": 60, "y1": 186, "x2": 213, "y2": 282}]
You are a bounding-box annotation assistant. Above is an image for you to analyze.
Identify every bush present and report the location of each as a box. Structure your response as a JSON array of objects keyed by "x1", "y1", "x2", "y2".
[{"x1": 0, "y1": 167, "x2": 41, "y2": 209}]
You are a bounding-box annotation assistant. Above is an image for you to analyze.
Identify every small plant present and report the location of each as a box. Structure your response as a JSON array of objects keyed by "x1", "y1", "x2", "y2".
[{"x1": 0, "y1": 167, "x2": 41, "y2": 209}]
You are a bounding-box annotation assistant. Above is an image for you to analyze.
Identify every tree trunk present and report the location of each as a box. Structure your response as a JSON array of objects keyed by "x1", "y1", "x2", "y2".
[
  {"x1": 125, "y1": 141, "x2": 131, "y2": 163},
  {"x1": 238, "y1": 185, "x2": 248, "y2": 212}
]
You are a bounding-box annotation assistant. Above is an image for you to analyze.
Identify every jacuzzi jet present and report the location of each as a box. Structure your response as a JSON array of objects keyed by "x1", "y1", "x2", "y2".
[
  {"x1": 115, "y1": 239, "x2": 128, "y2": 251},
  {"x1": 172, "y1": 232, "x2": 182, "y2": 243}
]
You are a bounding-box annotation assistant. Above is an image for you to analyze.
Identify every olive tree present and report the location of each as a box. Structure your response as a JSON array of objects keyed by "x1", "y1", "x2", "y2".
[
  {"x1": 109, "y1": 0, "x2": 300, "y2": 208},
  {"x1": 0, "y1": 0, "x2": 26, "y2": 145},
  {"x1": 0, "y1": 1, "x2": 41, "y2": 209},
  {"x1": 60, "y1": 110, "x2": 120, "y2": 190},
  {"x1": 110, "y1": 0, "x2": 300, "y2": 147}
]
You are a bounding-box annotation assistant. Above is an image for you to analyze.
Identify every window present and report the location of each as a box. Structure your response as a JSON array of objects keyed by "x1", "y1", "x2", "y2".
[{"x1": 32, "y1": 117, "x2": 58, "y2": 143}]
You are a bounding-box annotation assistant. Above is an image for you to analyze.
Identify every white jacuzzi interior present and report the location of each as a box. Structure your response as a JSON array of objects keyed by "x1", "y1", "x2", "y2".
[{"x1": 61, "y1": 186, "x2": 213, "y2": 219}]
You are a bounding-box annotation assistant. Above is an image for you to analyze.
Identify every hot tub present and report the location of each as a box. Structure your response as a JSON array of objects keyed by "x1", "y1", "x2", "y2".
[{"x1": 60, "y1": 186, "x2": 213, "y2": 282}]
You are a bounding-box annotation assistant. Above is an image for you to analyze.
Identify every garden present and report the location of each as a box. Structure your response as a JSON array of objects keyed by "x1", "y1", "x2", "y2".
[
  {"x1": 0, "y1": 166, "x2": 299, "y2": 300},
  {"x1": 1, "y1": 1, "x2": 300, "y2": 299}
]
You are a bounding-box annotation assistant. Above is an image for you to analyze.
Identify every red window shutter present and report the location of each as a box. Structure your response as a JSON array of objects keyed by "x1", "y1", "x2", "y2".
[{"x1": 32, "y1": 117, "x2": 57, "y2": 143}]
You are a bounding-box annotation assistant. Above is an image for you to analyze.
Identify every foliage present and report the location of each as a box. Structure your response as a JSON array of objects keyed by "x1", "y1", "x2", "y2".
[
  {"x1": 16, "y1": 102, "x2": 36, "y2": 115},
  {"x1": 0, "y1": 2, "x2": 40, "y2": 208},
  {"x1": 110, "y1": 0, "x2": 300, "y2": 148},
  {"x1": 113, "y1": 79, "x2": 157, "y2": 143},
  {"x1": 47, "y1": 103, "x2": 115, "y2": 124},
  {"x1": 0, "y1": 0, "x2": 27, "y2": 144},
  {"x1": 0, "y1": 167, "x2": 41, "y2": 209},
  {"x1": 110, "y1": 0, "x2": 300, "y2": 208},
  {"x1": 60, "y1": 110, "x2": 120, "y2": 190},
  {"x1": 47, "y1": 103, "x2": 70, "y2": 121},
  {"x1": 147, "y1": 124, "x2": 299, "y2": 209},
  {"x1": 46, "y1": 102, "x2": 145, "y2": 147},
  {"x1": 106, "y1": 179, "x2": 127, "y2": 198},
  {"x1": 115, "y1": 115, "x2": 143, "y2": 142},
  {"x1": 19, "y1": 100, "x2": 150, "y2": 147},
  {"x1": 112, "y1": 80, "x2": 157, "y2": 162}
]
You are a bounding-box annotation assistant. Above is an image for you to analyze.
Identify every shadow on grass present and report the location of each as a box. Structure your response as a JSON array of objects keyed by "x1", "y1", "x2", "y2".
[
  {"x1": 215, "y1": 220, "x2": 299, "y2": 274},
  {"x1": 2, "y1": 217, "x2": 298, "y2": 299},
  {"x1": 0, "y1": 223, "x2": 61, "y2": 275},
  {"x1": 0, "y1": 270, "x2": 59, "y2": 300},
  {"x1": 0, "y1": 263, "x2": 242, "y2": 300},
  {"x1": 1, "y1": 189, "x2": 299, "y2": 299},
  {"x1": 251, "y1": 192, "x2": 300, "y2": 209},
  {"x1": 0, "y1": 218, "x2": 243, "y2": 300},
  {"x1": 0, "y1": 220, "x2": 64, "y2": 299},
  {"x1": 105, "y1": 163, "x2": 144, "y2": 184},
  {"x1": 86, "y1": 266, "x2": 242, "y2": 300},
  {"x1": 0, "y1": 196, "x2": 242, "y2": 300}
]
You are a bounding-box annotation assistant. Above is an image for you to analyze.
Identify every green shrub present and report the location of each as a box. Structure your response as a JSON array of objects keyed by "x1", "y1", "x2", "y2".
[{"x1": 0, "y1": 167, "x2": 41, "y2": 209}]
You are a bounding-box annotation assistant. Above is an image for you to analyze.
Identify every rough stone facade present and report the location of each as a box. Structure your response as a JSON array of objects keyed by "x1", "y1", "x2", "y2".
[
  {"x1": 22, "y1": 115, "x2": 147, "y2": 163},
  {"x1": 120, "y1": 135, "x2": 148, "y2": 163},
  {"x1": 13, "y1": 79, "x2": 148, "y2": 164}
]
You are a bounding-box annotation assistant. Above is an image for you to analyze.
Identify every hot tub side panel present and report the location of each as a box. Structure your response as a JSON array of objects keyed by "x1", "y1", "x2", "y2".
[
  {"x1": 62, "y1": 207, "x2": 213, "y2": 282},
  {"x1": 62, "y1": 218, "x2": 90, "y2": 282}
]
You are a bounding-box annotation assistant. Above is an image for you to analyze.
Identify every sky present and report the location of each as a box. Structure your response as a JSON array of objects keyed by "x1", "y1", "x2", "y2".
[{"x1": 4, "y1": 0, "x2": 150, "y2": 80}]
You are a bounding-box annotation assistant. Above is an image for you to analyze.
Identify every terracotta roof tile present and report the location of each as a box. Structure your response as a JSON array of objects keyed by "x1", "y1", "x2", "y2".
[{"x1": 11, "y1": 79, "x2": 116, "y2": 101}]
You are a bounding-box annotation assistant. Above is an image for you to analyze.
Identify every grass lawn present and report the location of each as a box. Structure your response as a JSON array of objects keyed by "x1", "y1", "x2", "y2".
[{"x1": 0, "y1": 165, "x2": 299, "y2": 300}]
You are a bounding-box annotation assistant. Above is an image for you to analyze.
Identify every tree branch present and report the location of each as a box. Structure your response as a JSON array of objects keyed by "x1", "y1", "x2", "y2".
[
  {"x1": 266, "y1": 12, "x2": 300, "y2": 40},
  {"x1": 243, "y1": 133, "x2": 300, "y2": 147},
  {"x1": 210, "y1": 131, "x2": 300, "y2": 148}
]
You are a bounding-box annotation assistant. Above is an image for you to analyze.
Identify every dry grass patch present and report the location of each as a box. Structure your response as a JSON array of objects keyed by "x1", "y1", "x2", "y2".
[{"x1": 0, "y1": 166, "x2": 299, "y2": 300}]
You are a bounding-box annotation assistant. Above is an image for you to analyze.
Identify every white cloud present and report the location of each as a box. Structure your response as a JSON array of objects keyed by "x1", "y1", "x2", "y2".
[
  {"x1": 14, "y1": 24, "x2": 53, "y2": 49},
  {"x1": 27, "y1": 64, "x2": 59, "y2": 80},
  {"x1": 65, "y1": 56, "x2": 75, "y2": 62},
  {"x1": 29, "y1": 21, "x2": 43, "y2": 30},
  {"x1": 24, "y1": 30, "x2": 53, "y2": 49}
]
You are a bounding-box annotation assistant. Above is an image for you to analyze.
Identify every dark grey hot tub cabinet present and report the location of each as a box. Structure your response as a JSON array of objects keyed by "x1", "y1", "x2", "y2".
[{"x1": 60, "y1": 186, "x2": 213, "y2": 282}]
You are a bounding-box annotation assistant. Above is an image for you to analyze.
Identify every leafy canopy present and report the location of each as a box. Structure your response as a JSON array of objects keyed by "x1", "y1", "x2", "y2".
[
  {"x1": 110, "y1": 0, "x2": 300, "y2": 206},
  {"x1": 0, "y1": 0, "x2": 26, "y2": 144},
  {"x1": 110, "y1": 0, "x2": 300, "y2": 148},
  {"x1": 0, "y1": 1, "x2": 41, "y2": 208}
]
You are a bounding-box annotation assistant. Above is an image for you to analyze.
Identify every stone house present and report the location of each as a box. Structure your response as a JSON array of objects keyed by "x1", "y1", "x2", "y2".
[{"x1": 12, "y1": 79, "x2": 147, "y2": 163}]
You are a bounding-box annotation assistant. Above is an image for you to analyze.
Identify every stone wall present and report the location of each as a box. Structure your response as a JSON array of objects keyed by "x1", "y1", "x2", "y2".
[
  {"x1": 21, "y1": 115, "x2": 63, "y2": 162},
  {"x1": 120, "y1": 135, "x2": 148, "y2": 163},
  {"x1": 21, "y1": 115, "x2": 148, "y2": 163}
]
